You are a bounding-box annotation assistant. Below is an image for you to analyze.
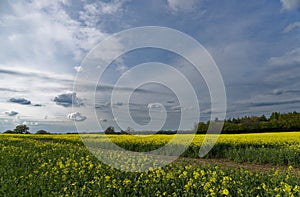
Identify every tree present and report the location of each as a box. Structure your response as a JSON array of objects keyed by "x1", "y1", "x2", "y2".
[
  {"x1": 259, "y1": 114, "x2": 267, "y2": 121},
  {"x1": 104, "y1": 126, "x2": 115, "y2": 134},
  {"x1": 196, "y1": 122, "x2": 208, "y2": 134},
  {"x1": 13, "y1": 125, "x2": 30, "y2": 134},
  {"x1": 36, "y1": 130, "x2": 50, "y2": 134},
  {"x1": 125, "y1": 127, "x2": 135, "y2": 134},
  {"x1": 241, "y1": 116, "x2": 260, "y2": 132}
]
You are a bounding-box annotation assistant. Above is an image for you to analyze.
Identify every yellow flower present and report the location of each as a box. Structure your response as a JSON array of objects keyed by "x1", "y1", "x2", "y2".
[
  {"x1": 222, "y1": 189, "x2": 229, "y2": 196},
  {"x1": 123, "y1": 178, "x2": 131, "y2": 185},
  {"x1": 193, "y1": 171, "x2": 200, "y2": 179},
  {"x1": 105, "y1": 175, "x2": 110, "y2": 181}
]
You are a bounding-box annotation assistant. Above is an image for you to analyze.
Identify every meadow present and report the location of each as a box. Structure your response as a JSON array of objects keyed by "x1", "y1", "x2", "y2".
[{"x1": 0, "y1": 133, "x2": 300, "y2": 196}]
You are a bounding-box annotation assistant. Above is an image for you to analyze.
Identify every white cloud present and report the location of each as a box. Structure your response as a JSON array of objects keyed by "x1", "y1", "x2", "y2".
[
  {"x1": 67, "y1": 112, "x2": 87, "y2": 122},
  {"x1": 1, "y1": 0, "x2": 108, "y2": 71},
  {"x1": 167, "y1": 0, "x2": 198, "y2": 11},
  {"x1": 268, "y1": 48, "x2": 300, "y2": 66},
  {"x1": 8, "y1": 34, "x2": 21, "y2": 42},
  {"x1": 116, "y1": 65, "x2": 128, "y2": 73},
  {"x1": 74, "y1": 66, "x2": 83, "y2": 72},
  {"x1": 3, "y1": 110, "x2": 18, "y2": 116},
  {"x1": 280, "y1": 0, "x2": 300, "y2": 10},
  {"x1": 283, "y1": 21, "x2": 300, "y2": 33},
  {"x1": 147, "y1": 103, "x2": 163, "y2": 109},
  {"x1": 79, "y1": 0, "x2": 124, "y2": 27}
]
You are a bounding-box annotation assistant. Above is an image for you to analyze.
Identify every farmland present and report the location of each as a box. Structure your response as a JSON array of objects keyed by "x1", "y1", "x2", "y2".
[{"x1": 1, "y1": 133, "x2": 300, "y2": 196}]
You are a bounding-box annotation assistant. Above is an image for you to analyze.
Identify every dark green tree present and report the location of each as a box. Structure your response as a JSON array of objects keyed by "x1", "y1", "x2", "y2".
[
  {"x1": 196, "y1": 122, "x2": 208, "y2": 134},
  {"x1": 13, "y1": 125, "x2": 30, "y2": 134},
  {"x1": 104, "y1": 126, "x2": 115, "y2": 134},
  {"x1": 36, "y1": 130, "x2": 50, "y2": 134},
  {"x1": 259, "y1": 114, "x2": 267, "y2": 121}
]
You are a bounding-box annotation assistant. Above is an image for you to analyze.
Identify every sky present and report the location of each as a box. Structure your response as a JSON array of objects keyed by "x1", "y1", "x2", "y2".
[{"x1": 0, "y1": 0, "x2": 300, "y2": 133}]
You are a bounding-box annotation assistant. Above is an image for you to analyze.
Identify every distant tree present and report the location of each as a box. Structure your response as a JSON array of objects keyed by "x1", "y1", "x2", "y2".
[
  {"x1": 36, "y1": 130, "x2": 50, "y2": 134},
  {"x1": 125, "y1": 127, "x2": 135, "y2": 134},
  {"x1": 120, "y1": 130, "x2": 127, "y2": 134},
  {"x1": 196, "y1": 122, "x2": 208, "y2": 134},
  {"x1": 259, "y1": 114, "x2": 267, "y2": 122},
  {"x1": 104, "y1": 126, "x2": 115, "y2": 134},
  {"x1": 13, "y1": 125, "x2": 30, "y2": 134},
  {"x1": 196, "y1": 111, "x2": 300, "y2": 134},
  {"x1": 270, "y1": 112, "x2": 280, "y2": 121},
  {"x1": 3, "y1": 130, "x2": 15, "y2": 134},
  {"x1": 241, "y1": 116, "x2": 260, "y2": 132}
]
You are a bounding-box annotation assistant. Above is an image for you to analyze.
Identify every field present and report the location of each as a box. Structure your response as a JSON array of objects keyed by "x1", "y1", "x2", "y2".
[{"x1": 1, "y1": 133, "x2": 300, "y2": 196}]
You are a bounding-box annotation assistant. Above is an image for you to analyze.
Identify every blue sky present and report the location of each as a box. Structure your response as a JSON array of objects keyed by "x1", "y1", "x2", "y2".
[{"x1": 0, "y1": 0, "x2": 299, "y2": 133}]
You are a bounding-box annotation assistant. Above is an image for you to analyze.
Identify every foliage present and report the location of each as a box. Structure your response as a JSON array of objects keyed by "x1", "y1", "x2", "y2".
[
  {"x1": 3, "y1": 130, "x2": 14, "y2": 134},
  {"x1": 196, "y1": 111, "x2": 300, "y2": 134},
  {"x1": 0, "y1": 134, "x2": 299, "y2": 196},
  {"x1": 35, "y1": 130, "x2": 50, "y2": 134},
  {"x1": 13, "y1": 125, "x2": 30, "y2": 134},
  {"x1": 104, "y1": 126, "x2": 116, "y2": 134}
]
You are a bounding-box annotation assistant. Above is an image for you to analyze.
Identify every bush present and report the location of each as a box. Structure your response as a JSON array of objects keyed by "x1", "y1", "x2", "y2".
[
  {"x1": 36, "y1": 130, "x2": 50, "y2": 134},
  {"x1": 3, "y1": 130, "x2": 15, "y2": 134}
]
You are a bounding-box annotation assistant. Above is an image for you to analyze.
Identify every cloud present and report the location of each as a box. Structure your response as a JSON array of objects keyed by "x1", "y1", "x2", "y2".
[
  {"x1": 268, "y1": 48, "x2": 300, "y2": 66},
  {"x1": 53, "y1": 92, "x2": 83, "y2": 107},
  {"x1": 67, "y1": 112, "x2": 87, "y2": 122},
  {"x1": 94, "y1": 84, "x2": 169, "y2": 95},
  {"x1": 272, "y1": 89, "x2": 284, "y2": 95},
  {"x1": 0, "y1": 0, "x2": 108, "y2": 70},
  {"x1": 9, "y1": 98, "x2": 31, "y2": 105},
  {"x1": 271, "y1": 89, "x2": 300, "y2": 95},
  {"x1": 0, "y1": 88, "x2": 19, "y2": 92},
  {"x1": 147, "y1": 103, "x2": 163, "y2": 109},
  {"x1": 79, "y1": 0, "x2": 124, "y2": 27},
  {"x1": 249, "y1": 99, "x2": 300, "y2": 107},
  {"x1": 280, "y1": 0, "x2": 300, "y2": 10},
  {"x1": 283, "y1": 21, "x2": 300, "y2": 33},
  {"x1": 167, "y1": 0, "x2": 198, "y2": 12},
  {"x1": 3, "y1": 110, "x2": 18, "y2": 116},
  {"x1": 74, "y1": 66, "x2": 83, "y2": 72},
  {"x1": 116, "y1": 65, "x2": 128, "y2": 73},
  {"x1": 0, "y1": 66, "x2": 74, "y2": 83}
]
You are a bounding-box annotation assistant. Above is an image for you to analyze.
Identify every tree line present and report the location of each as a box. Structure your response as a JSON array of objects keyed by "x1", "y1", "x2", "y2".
[
  {"x1": 196, "y1": 111, "x2": 300, "y2": 134},
  {"x1": 3, "y1": 125, "x2": 50, "y2": 134},
  {"x1": 3, "y1": 111, "x2": 299, "y2": 135}
]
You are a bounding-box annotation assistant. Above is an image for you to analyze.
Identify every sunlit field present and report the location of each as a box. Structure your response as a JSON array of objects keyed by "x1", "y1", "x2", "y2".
[{"x1": 1, "y1": 133, "x2": 300, "y2": 196}]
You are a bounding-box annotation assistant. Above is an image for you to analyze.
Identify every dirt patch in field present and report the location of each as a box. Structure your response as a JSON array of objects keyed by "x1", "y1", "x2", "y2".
[{"x1": 175, "y1": 157, "x2": 300, "y2": 175}]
